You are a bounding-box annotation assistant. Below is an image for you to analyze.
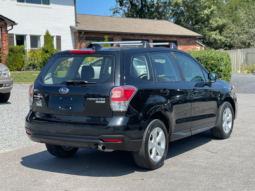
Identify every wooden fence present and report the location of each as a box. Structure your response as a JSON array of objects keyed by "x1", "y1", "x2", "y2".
[{"x1": 224, "y1": 48, "x2": 255, "y2": 72}]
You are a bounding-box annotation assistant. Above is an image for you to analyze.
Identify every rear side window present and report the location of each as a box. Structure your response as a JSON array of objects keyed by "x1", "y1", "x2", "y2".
[
  {"x1": 131, "y1": 54, "x2": 153, "y2": 81},
  {"x1": 150, "y1": 53, "x2": 181, "y2": 82},
  {"x1": 42, "y1": 55, "x2": 114, "y2": 85}
]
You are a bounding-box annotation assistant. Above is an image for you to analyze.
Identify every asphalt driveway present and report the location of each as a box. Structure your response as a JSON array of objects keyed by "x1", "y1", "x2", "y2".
[{"x1": 0, "y1": 74, "x2": 254, "y2": 191}]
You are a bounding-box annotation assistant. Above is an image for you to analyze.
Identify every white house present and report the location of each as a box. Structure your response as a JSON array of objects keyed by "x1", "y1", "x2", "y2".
[{"x1": 0, "y1": 0, "x2": 76, "y2": 51}]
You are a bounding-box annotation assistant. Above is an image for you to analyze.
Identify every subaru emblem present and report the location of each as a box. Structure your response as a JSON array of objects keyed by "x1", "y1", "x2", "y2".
[{"x1": 59, "y1": 87, "x2": 69, "y2": 94}]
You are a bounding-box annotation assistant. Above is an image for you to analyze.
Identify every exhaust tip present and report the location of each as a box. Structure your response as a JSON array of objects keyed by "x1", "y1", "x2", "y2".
[{"x1": 97, "y1": 144, "x2": 114, "y2": 152}]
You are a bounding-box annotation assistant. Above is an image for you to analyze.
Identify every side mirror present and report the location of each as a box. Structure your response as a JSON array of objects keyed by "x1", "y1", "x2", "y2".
[{"x1": 208, "y1": 73, "x2": 217, "y2": 83}]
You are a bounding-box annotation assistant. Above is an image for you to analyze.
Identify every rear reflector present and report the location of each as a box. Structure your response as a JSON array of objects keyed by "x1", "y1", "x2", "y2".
[
  {"x1": 102, "y1": 139, "x2": 123, "y2": 143},
  {"x1": 70, "y1": 50, "x2": 95, "y2": 54},
  {"x1": 110, "y1": 86, "x2": 137, "y2": 112},
  {"x1": 29, "y1": 84, "x2": 34, "y2": 106},
  {"x1": 26, "y1": 131, "x2": 32, "y2": 135}
]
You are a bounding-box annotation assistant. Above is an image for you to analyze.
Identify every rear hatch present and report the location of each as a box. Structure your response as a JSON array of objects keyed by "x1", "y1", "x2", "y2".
[{"x1": 31, "y1": 51, "x2": 116, "y2": 124}]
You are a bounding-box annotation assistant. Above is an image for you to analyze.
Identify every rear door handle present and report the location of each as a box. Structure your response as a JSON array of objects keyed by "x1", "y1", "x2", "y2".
[
  {"x1": 192, "y1": 88, "x2": 198, "y2": 94},
  {"x1": 160, "y1": 89, "x2": 170, "y2": 95}
]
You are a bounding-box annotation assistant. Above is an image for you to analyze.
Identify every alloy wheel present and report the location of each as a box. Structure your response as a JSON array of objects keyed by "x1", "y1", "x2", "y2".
[
  {"x1": 222, "y1": 108, "x2": 233, "y2": 134},
  {"x1": 148, "y1": 127, "x2": 166, "y2": 162}
]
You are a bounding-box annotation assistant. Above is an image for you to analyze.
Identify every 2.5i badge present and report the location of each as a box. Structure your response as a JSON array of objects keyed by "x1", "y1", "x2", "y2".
[{"x1": 36, "y1": 100, "x2": 42, "y2": 107}]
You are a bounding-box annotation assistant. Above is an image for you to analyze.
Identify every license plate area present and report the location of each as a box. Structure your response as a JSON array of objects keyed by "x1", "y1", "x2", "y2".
[{"x1": 48, "y1": 96, "x2": 84, "y2": 112}]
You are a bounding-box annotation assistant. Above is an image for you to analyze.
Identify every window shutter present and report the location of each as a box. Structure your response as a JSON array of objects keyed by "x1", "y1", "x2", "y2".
[
  {"x1": 8, "y1": 33, "x2": 14, "y2": 46},
  {"x1": 56, "y1": 36, "x2": 61, "y2": 50}
]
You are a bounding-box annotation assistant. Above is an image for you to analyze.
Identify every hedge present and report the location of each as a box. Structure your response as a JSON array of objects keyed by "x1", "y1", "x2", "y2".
[
  {"x1": 188, "y1": 50, "x2": 232, "y2": 83},
  {"x1": 6, "y1": 45, "x2": 25, "y2": 71}
]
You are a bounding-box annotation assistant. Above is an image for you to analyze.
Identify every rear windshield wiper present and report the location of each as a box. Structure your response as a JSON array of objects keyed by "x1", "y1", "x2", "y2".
[{"x1": 65, "y1": 80, "x2": 97, "y2": 85}]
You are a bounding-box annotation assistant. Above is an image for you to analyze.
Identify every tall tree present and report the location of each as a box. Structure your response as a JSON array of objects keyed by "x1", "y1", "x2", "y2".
[
  {"x1": 222, "y1": 5, "x2": 255, "y2": 49},
  {"x1": 110, "y1": 0, "x2": 173, "y2": 20},
  {"x1": 41, "y1": 30, "x2": 55, "y2": 68},
  {"x1": 171, "y1": 0, "x2": 227, "y2": 49},
  {"x1": 110, "y1": 0, "x2": 255, "y2": 50}
]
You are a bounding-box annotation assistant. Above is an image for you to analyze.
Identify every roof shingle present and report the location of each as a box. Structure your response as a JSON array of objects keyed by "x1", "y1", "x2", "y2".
[{"x1": 71, "y1": 14, "x2": 202, "y2": 37}]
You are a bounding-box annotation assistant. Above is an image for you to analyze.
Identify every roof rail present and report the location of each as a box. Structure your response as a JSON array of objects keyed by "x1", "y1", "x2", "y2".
[{"x1": 85, "y1": 41, "x2": 177, "y2": 49}]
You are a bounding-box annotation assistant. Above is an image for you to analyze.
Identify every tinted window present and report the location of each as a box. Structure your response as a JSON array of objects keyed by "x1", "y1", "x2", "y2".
[
  {"x1": 174, "y1": 53, "x2": 205, "y2": 82},
  {"x1": 150, "y1": 53, "x2": 181, "y2": 82},
  {"x1": 42, "y1": 55, "x2": 114, "y2": 85},
  {"x1": 131, "y1": 54, "x2": 153, "y2": 81},
  {"x1": 202, "y1": 69, "x2": 209, "y2": 81}
]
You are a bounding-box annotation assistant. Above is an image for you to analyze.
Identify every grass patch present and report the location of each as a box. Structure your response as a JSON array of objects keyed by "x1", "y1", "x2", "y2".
[{"x1": 11, "y1": 71, "x2": 40, "y2": 83}]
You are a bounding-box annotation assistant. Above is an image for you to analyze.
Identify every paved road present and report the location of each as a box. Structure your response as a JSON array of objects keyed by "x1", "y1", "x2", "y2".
[
  {"x1": 231, "y1": 73, "x2": 255, "y2": 94},
  {"x1": 0, "y1": 74, "x2": 255, "y2": 191}
]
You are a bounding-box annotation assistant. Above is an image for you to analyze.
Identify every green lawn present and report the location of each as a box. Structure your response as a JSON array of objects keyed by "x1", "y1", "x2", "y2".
[{"x1": 11, "y1": 71, "x2": 40, "y2": 83}]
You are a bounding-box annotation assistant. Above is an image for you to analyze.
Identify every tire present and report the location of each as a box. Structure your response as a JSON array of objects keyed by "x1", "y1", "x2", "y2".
[
  {"x1": 0, "y1": 92, "x2": 10, "y2": 103},
  {"x1": 211, "y1": 101, "x2": 234, "y2": 139},
  {"x1": 132, "y1": 119, "x2": 169, "y2": 170},
  {"x1": 46, "y1": 144, "x2": 79, "y2": 158}
]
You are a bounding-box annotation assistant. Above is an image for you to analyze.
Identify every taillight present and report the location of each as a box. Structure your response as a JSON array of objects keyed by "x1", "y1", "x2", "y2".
[
  {"x1": 70, "y1": 50, "x2": 95, "y2": 54},
  {"x1": 110, "y1": 86, "x2": 137, "y2": 111},
  {"x1": 29, "y1": 84, "x2": 34, "y2": 106}
]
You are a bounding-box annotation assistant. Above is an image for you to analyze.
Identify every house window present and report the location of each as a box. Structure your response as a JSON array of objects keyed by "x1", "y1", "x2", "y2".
[
  {"x1": 17, "y1": 0, "x2": 50, "y2": 5},
  {"x1": 196, "y1": 47, "x2": 200, "y2": 51},
  {"x1": 30, "y1": 36, "x2": 41, "y2": 49},
  {"x1": 16, "y1": 35, "x2": 27, "y2": 48}
]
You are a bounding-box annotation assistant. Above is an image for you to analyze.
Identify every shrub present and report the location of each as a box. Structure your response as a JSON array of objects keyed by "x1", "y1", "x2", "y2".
[
  {"x1": 6, "y1": 45, "x2": 25, "y2": 71},
  {"x1": 24, "y1": 49, "x2": 42, "y2": 70},
  {"x1": 241, "y1": 64, "x2": 255, "y2": 74},
  {"x1": 41, "y1": 30, "x2": 56, "y2": 68},
  {"x1": 188, "y1": 50, "x2": 232, "y2": 83},
  {"x1": 102, "y1": 35, "x2": 111, "y2": 47}
]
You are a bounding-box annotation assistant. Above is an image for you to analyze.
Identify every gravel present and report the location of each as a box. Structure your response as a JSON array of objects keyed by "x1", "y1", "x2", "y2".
[{"x1": 0, "y1": 84, "x2": 36, "y2": 152}]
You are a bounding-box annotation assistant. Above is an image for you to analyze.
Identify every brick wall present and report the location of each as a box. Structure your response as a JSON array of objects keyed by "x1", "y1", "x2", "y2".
[
  {"x1": 196, "y1": 43, "x2": 204, "y2": 51},
  {"x1": 0, "y1": 19, "x2": 8, "y2": 65},
  {"x1": 74, "y1": 32, "x2": 197, "y2": 51}
]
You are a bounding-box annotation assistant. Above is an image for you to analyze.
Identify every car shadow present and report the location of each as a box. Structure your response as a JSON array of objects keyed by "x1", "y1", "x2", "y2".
[
  {"x1": 20, "y1": 130, "x2": 213, "y2": 176},
  {"x1": 0, "y1": 101, "x2": 11, "y2": 105}
]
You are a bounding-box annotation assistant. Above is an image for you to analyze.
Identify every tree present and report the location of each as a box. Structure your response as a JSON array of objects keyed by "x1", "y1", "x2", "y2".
[
  {"x1": 41, "y1": 30, "x2": 55, "y2": 68},
  {"x1": 110, "y1": 0, "x2": 255, "y2": 50},
  {"x1": 110, "y1": 0, "x2": 173, "y2": 20},
  {"x1": 222, "y1": 5, "x2": 255, "y2": 49},
  {"x1": 171, "y1": 0, "x2": 227, "y2": 49}
]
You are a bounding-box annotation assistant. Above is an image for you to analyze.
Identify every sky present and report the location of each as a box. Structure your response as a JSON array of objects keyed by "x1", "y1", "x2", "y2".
[{"x1": 76, "y1": 0, "x2": 116, "y2": 16}]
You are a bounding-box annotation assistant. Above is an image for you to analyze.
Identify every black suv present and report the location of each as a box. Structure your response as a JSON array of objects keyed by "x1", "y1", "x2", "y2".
[{"x1": 25, "y1": 41, "x2": 237, "y2": 170}]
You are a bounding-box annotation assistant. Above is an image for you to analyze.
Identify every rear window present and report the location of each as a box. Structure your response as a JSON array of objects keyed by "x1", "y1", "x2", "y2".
[{"x1": 41, "y1": 55, "x2": 114, "y2": 85}]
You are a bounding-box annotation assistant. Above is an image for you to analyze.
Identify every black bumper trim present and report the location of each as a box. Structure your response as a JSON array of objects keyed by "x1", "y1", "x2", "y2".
[{"x1": 28, "y1": 132, "x2": 142, "y2": 152}]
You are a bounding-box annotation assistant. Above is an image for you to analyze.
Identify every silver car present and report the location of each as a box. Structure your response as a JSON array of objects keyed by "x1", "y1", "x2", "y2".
[{"x1": 0, "y1": 63, "x2": 13, "y2": 102}]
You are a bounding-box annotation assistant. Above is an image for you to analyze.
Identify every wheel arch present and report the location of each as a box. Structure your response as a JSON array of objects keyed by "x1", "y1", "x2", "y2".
[
  {"x1": 223, "y1": 96, "x2": 236, "y2": 116},
  {"x1": 148, "y1": 111, "x2": 170, "y2": 135}
]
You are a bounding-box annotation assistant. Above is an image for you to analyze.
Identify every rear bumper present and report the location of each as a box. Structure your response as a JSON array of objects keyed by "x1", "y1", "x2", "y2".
[
  {"x1": 26, "y1": 132, "x2": 142, "y2": 151},
  {"x1": 0, "y1": 78, "x2": 13, "y2": 93},
  {"x1": 25, "y1": 111, "x2": 143, "y2": 151}
]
